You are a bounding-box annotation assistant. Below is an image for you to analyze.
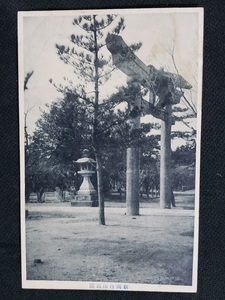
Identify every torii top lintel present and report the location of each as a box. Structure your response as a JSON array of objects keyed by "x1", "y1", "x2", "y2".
[{"x1": 106, "y1": 34, "x2": 192, "y2": 92}]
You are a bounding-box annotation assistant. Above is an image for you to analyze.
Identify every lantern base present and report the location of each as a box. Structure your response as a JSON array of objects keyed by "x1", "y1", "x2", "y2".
[{"x1": 71, "y1": 194, "x2": 98, "y2": 207}]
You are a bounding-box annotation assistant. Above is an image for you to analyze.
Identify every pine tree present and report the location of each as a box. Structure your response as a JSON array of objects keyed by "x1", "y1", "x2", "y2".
[{"x1": 54, "y1": 14, "x2": 142, "y2": 225}]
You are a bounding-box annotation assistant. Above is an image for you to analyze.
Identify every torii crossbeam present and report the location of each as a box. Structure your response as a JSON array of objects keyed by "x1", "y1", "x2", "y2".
[{"x1": 106, "y1": 34, "x2": 192, "y2": 214}]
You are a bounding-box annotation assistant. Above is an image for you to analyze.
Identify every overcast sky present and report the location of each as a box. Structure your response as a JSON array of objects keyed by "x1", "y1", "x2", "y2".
[{"x1": 19, "y1": 8, "x2": 202, "y2": 148}]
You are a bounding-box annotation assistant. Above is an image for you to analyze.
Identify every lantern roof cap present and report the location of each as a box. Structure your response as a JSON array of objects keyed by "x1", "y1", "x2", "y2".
[
  {"x1": 74, "y1": 149, "x2": 96, "y2": 164},
  {"x1": 75, "y1": 157, "x2": 96, "y2": 164},
  {"x1": 82, "y1": 149, "x2": 90, "y2": 157}
]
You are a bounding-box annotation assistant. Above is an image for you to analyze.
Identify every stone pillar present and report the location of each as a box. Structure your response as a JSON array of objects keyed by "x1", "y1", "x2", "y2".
[
  {"x1": 126, "y1": 78, "x2": 141, "y2": 216},
  {"x1": 160, "y1": 104, "x2": 172, "y2": 208},
  {"x1": 126, "y1": 147, "x2": 140, "y2": 215}
]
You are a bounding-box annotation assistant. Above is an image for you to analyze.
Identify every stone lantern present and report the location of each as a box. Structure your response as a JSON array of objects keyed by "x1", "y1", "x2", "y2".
[{"x1": 71, "y1": 149, "x2": 98, "y2": 207}]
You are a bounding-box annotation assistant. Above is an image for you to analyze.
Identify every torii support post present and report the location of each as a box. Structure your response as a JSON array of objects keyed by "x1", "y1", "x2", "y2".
[
  {"x1": 160, "y1": 104, "x2": 172, "y2": 208},
  {"x1": 126, "y1": 78, "x2": 141, "y2": 216},
  {"x1": 126, "y1": 147, "x2": 140, "y2": 215}
]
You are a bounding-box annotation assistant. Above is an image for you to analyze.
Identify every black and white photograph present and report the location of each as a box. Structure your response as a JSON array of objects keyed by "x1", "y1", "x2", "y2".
[{"x1": 18, "y1": 8, "x2": 203, "y2": 293}]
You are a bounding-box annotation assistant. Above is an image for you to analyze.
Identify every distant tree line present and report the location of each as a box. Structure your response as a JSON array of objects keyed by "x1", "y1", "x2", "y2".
[{"x1": 25, "y1": 89, "x2": 196, "y2": 202}]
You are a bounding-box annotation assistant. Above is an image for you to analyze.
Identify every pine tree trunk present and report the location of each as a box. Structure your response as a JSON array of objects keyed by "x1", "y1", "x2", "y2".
[
  {"x1": 92, "y1": 15, "x2": 105, "y2": 225},
  {"x1": 95, "y1": 151, "x2": 105, "y2": 225}
]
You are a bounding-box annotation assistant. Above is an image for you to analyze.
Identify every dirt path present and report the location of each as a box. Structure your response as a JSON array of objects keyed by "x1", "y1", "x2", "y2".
[{"x1": 25, "y1": 203, "x2": 195, "y2": 286}]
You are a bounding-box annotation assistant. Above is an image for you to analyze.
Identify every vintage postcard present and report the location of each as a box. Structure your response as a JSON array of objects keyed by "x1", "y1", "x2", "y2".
[{"x1": 18, "y1": 7, "x2": 203, "y2": 292}]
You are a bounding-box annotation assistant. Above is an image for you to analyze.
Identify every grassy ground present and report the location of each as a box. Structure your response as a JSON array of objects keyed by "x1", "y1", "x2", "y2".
[{"x1": 25, "y1": 194, "x2": 195, "y2": 286}]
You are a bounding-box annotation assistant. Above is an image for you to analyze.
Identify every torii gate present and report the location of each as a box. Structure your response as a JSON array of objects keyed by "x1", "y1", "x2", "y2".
[{"x1": 106, "y1": 34, "x2": 192, "y2": 215}]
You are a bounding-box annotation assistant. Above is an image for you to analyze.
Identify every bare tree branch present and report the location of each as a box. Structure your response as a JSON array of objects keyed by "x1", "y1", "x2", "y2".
[{"x1": 161, "y1": 40, "x2": 197, "y2": 115}]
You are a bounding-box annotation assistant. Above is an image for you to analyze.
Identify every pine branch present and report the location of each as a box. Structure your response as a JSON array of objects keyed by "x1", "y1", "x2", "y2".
[
  {"x1": 99, "y1": 99, "x2": 124, "y2": 113},
  {"x1": 59, "y1": 54, "x2": 94, "y2": 80},
  {"x1": 96, "y1": 111, "x2": 130, "y2": 137},
  {"x1": 173, "y1": 114, "x2": 195, "y2": 131},
  {"x1": 70, "y1": 34, "x2": 95, "y2": 52},
  {"x1": 73, "y1": 21, "x2": 93, "y2": 33},
  {"x1": 98, "y1": 65, "x2": 117, "y2": 79},
  {"x1": 96, "y1": 16, "x2": 117, "y2": 31},
  {"x1": 66, "y1": 50, "x2": 94, "y2": 66},
  {"x1": 172, "y1": 106, "x2": 189, "y2": 113},
  {"x1": 112, "y1": 17, "x2": 125, "y2": 35}
]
